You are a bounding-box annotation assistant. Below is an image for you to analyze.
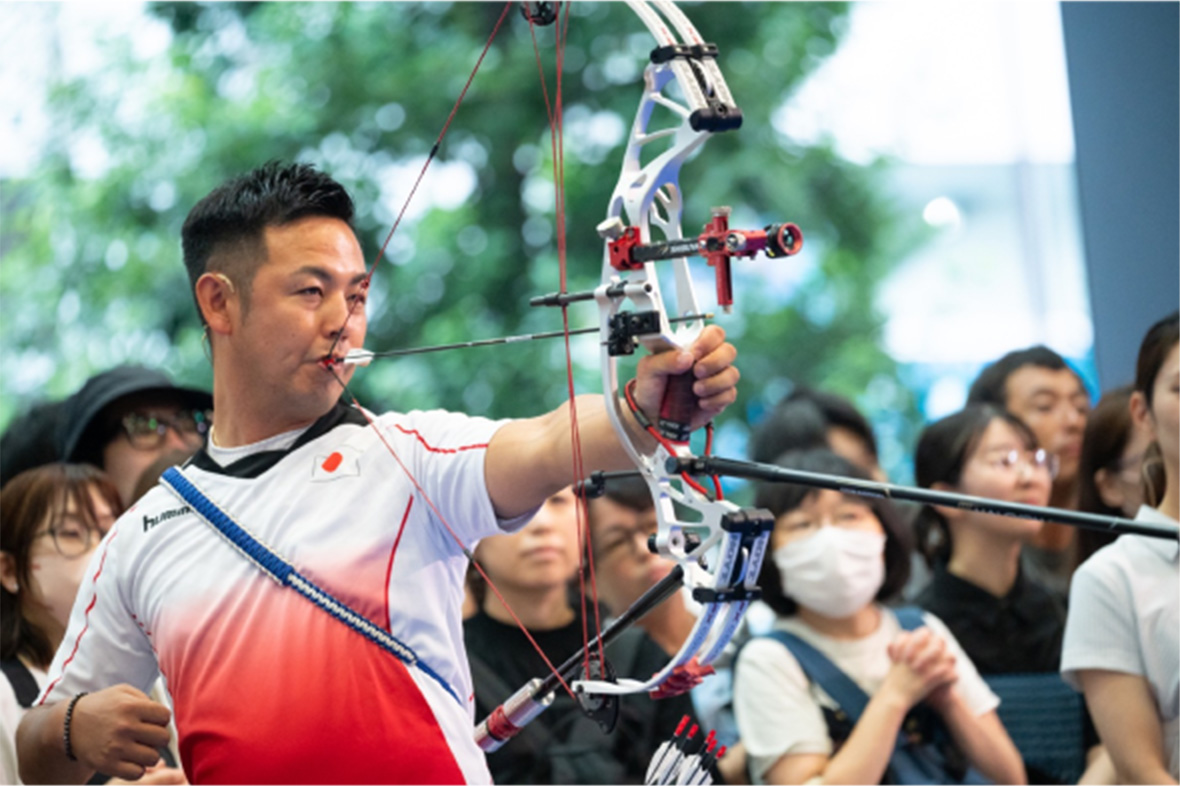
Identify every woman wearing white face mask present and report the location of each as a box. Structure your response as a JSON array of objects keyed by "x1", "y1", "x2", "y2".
[
  {"x1": 0, "y1": 464, "x2": 184, "y2": 785},
  {"x1": 733, "y1": 449, "x2": 1025, "y2": 785}
]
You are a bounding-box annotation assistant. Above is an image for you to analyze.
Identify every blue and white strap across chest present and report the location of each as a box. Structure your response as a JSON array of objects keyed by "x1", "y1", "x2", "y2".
[{"x1": 159, "y1": 465, "x2": 461, "y2": 705}]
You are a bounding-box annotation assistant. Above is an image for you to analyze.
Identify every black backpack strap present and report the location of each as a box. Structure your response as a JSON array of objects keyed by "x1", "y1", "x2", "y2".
[{"x1": 0, "y1": 658, "x2": 41, "y2": 709}]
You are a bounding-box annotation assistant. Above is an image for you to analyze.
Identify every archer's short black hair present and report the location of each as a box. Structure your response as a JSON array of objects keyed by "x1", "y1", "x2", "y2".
[
  {"x1": 966, "y1": 345, "x2": 1076, "y2": 408},
  {"x1": 181, "y1": 161, "x2": 356, "y2": 323},
  {"x1": 753, "y1": 448, "x2": 911, "y2": 618}
]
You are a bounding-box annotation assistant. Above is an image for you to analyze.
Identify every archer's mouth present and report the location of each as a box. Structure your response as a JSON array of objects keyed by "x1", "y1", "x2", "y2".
[{"x1": 318, "y1": 354, "x2": 347, "y2": 370}]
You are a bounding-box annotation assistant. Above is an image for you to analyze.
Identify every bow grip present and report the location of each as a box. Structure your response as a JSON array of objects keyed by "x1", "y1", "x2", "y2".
[{"x1": 658, "y1": 370, "x2": 697, "y2": 443}]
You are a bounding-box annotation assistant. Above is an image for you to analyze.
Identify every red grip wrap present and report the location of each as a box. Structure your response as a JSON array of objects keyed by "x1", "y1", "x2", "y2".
[
  {"x1": 658, "y1": 370, "x2": 697, "y2": 443},
  {"x1": 485, "y1": 706, "x2": 521, "y2": 743}
]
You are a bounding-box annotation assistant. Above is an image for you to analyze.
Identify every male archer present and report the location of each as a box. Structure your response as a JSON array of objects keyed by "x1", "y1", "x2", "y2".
[{"x1": 17, "y1": 162, "x2": 740, "y2": 783}]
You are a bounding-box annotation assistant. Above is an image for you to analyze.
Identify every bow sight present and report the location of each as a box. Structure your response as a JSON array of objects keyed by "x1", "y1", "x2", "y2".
[{"x1": 599, "y1": 207, "x2": 804, "y2": 312}]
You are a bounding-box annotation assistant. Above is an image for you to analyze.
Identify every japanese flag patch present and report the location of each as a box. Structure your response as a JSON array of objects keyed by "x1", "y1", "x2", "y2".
[{"x1": 311, "y1": 445, "x2": 362, "y2": 481}]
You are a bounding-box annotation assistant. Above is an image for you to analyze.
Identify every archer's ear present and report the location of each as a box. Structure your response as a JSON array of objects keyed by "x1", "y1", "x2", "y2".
[
  {"x1": 195, "y1": 272, "x2": 238, "y2": 336},
  {"x1": 0, "y1": 551, "x2": 20, "y2": 595},
  {"x1": 930, "y1": 481, "x2": 964, "y2": 521}
]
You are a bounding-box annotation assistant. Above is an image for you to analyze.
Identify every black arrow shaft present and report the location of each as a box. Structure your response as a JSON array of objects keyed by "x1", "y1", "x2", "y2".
[{"x1": 362, "y1": 313, "x2": 710, "y2": 360}]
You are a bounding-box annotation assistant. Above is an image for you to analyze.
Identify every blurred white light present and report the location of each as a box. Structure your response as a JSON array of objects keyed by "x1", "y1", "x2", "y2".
[
  {"x1": 922, "y1": 196, "x2": 962, "y2": 230},
  {"x1": 774, "y1": 3, "x2": 1075, "y2": 166},
  {"x1": 925, "y1": 376, "x2": 969, "y2": 419}
]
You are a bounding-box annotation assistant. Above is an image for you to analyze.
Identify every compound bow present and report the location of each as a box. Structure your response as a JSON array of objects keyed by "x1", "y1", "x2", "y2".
[{"x1": 471, "y1": 0, "x2": 802, "y2": 750}]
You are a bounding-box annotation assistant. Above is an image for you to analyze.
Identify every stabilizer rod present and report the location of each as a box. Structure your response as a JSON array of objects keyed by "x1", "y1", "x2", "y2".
[{"x1": 669, "y1": 456, "x2": 1179, "y2": 541}]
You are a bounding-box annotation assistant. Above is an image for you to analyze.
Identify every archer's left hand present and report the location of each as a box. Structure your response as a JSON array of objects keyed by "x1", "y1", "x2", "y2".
[{"x1": 632, "y1": 324, "x2": 739, "y2": 433}]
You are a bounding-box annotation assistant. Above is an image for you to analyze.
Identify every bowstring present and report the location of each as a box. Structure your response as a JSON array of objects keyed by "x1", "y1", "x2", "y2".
[
  {"x1": 528, "y1": 2, "x2": 608, "y2": 684},
  {"x1": 325, "y1": 366, "x2": 576, "y2": 701},
  {"x1": 325, "y1": 1, "x2": 514, "y2": 363}
]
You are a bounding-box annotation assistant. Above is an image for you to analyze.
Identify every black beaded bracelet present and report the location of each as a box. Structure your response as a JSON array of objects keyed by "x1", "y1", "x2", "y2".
[{"x1": 63, "y1": 691, "x2": 89, "y2": 762}]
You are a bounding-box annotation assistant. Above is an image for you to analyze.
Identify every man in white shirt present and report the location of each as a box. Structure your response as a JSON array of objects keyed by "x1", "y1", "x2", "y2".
[{"x1": 16, "y1": 161, "x2": 740, "y2": 784}]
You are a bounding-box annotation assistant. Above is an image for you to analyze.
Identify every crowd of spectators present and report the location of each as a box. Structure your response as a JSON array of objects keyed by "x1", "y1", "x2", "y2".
[{"x1": 2, "y1": 312, "x2": 1175, "y2": 784}]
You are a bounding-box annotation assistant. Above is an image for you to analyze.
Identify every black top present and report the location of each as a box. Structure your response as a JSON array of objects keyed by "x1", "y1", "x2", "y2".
[
  {"x1": 914, "y1": 560, "x2": 1065, "y2": 674},
  {"x1": 464, "y1": 608, "x2": 697, "y2": 784}
]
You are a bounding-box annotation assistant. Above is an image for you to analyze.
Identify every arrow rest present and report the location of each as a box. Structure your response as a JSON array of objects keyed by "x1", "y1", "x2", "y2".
[{"x1": 575, "y1": 652, "x2": 621, "y2": 734}]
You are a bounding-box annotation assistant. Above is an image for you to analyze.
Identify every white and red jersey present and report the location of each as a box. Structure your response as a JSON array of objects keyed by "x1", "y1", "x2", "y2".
[{"x1": 40, "y1": 402, "x2": 516, "y2": 784}]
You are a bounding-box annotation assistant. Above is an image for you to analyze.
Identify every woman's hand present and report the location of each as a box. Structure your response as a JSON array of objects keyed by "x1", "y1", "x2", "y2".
[{"x1": 881, "y1": 627, "x2": 958, "y2": 709}]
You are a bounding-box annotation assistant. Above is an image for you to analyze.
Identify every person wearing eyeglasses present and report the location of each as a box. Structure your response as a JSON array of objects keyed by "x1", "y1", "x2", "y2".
[
  {"x1": 0, "y1": 464, "x2": 185, "y2": 785},
  {"x1": 966, "y1": 347, "x2": 1092, "y2": 602},
  {"x1": 586, "y1": 476, "x2": 748, "y2": 784},
  {"x1": 911, "y1": 404, "x2": 1118, "y2": 784},
  {"x1": 57, "y1": 366, "x2": 213, "y2": 507},
  {"x1": 912, "y1": 404, "x2": 1062, "y2": 675}
]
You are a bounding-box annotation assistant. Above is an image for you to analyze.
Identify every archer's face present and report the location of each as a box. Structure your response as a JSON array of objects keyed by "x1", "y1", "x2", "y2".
[{"x1": 234, "y1": 217, "x2": 368, "y2": 423}]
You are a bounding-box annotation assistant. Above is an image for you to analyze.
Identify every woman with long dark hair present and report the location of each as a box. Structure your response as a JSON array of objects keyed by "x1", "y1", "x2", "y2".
[
  {"x1": 0, "y1": 464, "x2": 184, "y2": 785},
  {"x1": 1062, "y1": 311, "x2": 1179, "y2": 783},
  {"x1": 1074, "y1": 385, "x2": 1158, "y2": 565},
  {"x1": 912, "y1": 404, "x2": 1060, "y2": 673},
  {"x1": 1, "y1": 464, "x2": 120, "y2": 783}
]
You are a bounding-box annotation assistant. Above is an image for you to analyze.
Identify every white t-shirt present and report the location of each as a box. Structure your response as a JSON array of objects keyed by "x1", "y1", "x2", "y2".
[
  {"x1": 38, "y1": 403, "x2": 515, "y2": 784},
  {"x1": 734, "y1": 606, "x2": 999, "y2": 784},
  {"x1": 1061, "y1": 505, "x2": 1180, "y2": 779},
  {"x1": 0, "y1": 661, "x2": 46, "y2": 785}
]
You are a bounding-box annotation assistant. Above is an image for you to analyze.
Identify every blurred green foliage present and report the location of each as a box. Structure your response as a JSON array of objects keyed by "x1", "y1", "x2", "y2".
[{"x1": 0, "y1": 1, "x2": 925, "y2": 485}]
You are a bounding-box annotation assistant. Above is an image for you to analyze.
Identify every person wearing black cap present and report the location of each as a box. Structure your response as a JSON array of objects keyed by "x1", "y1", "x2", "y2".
[
  {"x1": 0, "y1": 401, "x2": 67, "y2": 489},
  {"x1": 56, "y1": 366, "x2": 213, "y2": 507}
]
